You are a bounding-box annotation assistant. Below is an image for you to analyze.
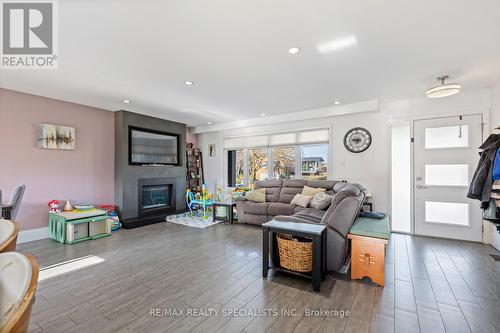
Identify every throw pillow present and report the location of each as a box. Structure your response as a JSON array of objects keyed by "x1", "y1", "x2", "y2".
[
  {"x1": 245, "y1": 188, "x2": 266, "y2": 203},
  {"x1": 302, "y1": 185, "x2": 326, "y2": 196},
  {"x1": 310, "y1": 192, "x2": 334, "y2": 210},
  {"x1": 291, "y1": 193, "x2": 313, "y2": 208}
]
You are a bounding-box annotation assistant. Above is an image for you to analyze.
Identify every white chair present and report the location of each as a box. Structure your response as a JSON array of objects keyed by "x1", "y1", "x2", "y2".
[
  {"x1": 0, "y1": 252, "x2": 39, "y2": 333},
  {"x1": 0, "y1": 219, "x2": 19, "y2": 253}
]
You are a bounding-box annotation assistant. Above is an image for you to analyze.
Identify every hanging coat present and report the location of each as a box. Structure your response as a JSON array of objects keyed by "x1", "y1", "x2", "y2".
[
  {"x1": 467, "y1": 134, "x2": 500, "y2": 206},
  {"x1": 493, "y1": 148, "x2": 500, "y2": 181}
]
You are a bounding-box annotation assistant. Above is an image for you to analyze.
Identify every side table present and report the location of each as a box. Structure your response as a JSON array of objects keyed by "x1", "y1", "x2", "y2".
[
  {"x1": 262, "y1": 219, "x2": 326, "y2": 292},
  {"x1": 212, "y1": 201, "x2": 237, "y2": 224}
]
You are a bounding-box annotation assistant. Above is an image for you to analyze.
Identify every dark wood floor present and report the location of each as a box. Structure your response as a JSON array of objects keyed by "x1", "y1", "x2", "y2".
[{"x1": 18, "y1": 222, "x2": 500, "y2": 333}]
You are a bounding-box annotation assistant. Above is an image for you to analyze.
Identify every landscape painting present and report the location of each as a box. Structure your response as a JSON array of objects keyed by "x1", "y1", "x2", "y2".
[{"x1": 38, "y1": 124, "x2": 76, "y2": 150}]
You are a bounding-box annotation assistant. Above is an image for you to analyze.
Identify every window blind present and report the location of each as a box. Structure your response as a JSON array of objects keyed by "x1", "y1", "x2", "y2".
[{"x1": 223, "y1": 129, "x2": 329, "y2": 149}]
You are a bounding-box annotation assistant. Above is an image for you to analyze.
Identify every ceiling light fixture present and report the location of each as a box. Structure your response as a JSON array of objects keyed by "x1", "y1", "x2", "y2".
[
  {"x1": 260, "y1": 113, "x2": 266, "y2": 117},
  {"x1": 207, "y1": 121, "x2": 212, "y2": 125},
  {"x1": 426, "y1": 76, "x2": 461, "y2": 98},
  {"x1": 123, "y1": 99, "x2": 131, "y2": 104},
  {"x1": 288, "y1": 47, "x2": 301, "y2": 54},
  {"x1": 317, "y1": 35, "x2": 357, "y2": 54},
  {"x1": 334, "y1": 101, "x2": 341, "y2": 105},
  {"x1": 184, "y1": 81, "x2": 194, "y2": 85}
]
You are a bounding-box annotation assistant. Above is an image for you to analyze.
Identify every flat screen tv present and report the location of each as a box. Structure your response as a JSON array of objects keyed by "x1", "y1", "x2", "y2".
[{"x1": 129, "y1": 127, "x2": 179, "y2": 165}]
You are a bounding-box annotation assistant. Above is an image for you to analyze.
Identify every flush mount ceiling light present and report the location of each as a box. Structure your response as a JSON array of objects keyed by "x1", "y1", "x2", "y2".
[
  {"x1": 123, "y1": 99, "x2": 131, "y2": 104},
  {"x1": 207, "y1": 121, "x2": 212, "y2": 125},
  {"x1": 260, "y1": 113, "x2": 266, "y2": 117},
  {"x1": 426, "y1": 76, "x2": 461, "y2": 98},
  {"x1": 317, "y1": 35, "x2": 357, "y2": 54},
  {"x1": 184, "y1": 81, "x2": 194, "y2": 85},
  {"x1": 288, "y1": 47, "x2": 301, "y2": 54},
  {"x1": 334, "y1": 101, "x2": 341, "y2": 105}
]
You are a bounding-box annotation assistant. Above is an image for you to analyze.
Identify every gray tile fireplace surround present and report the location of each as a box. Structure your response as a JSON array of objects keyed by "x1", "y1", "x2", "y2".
[{"x1": 114, "y1": 110, "x2": 187, "y2": 228}]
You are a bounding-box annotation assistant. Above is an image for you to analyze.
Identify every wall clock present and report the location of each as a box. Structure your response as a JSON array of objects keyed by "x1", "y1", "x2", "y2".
[{"x1": 344, "y1": 127, "x2": 372, "y2": 153}]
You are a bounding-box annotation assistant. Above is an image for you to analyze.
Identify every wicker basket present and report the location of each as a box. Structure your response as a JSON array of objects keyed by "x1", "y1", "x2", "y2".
[{"x1": 277, "y1": 233, "x2": 313, "y2": 272}]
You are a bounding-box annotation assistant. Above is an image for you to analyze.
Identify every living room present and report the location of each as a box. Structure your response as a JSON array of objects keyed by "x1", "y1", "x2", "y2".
[{"x1": 1, "y1": 1, "x2": 500, "y2": 333}]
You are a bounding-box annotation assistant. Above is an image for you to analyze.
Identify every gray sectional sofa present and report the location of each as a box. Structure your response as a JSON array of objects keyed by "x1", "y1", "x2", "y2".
[{"x1": 236, "y1": 179, "x2": 366, "y2": 272}]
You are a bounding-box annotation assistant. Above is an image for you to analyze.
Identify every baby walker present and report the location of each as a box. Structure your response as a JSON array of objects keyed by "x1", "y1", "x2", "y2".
[{"x1": 186, "y1": 185, "x2": 214, "y2": 219}]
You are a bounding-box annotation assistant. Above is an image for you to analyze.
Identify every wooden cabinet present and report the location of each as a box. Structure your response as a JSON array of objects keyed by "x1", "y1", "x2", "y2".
[{"x1": 347, "y1": 234, "x2": 387, "y2": 286}]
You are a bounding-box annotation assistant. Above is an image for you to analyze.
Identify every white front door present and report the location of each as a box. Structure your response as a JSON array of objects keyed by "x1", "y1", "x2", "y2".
[{"x1": 414, "y1": 115, "x2": 483, "y2": 242}]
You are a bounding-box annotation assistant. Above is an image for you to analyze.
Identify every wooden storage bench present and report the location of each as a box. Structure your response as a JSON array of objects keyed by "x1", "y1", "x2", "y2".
[
  {"x1": 348, "y1": 216, "x2": 390, "y2": 286},
  {"x1": 48, "y1": 210, "x2": 111, "y2": 244}
]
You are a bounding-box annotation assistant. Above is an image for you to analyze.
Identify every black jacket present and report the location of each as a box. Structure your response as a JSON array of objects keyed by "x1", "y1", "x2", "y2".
[{"x1": 467, "y1": 134, "x2": 500, "y2": 207}]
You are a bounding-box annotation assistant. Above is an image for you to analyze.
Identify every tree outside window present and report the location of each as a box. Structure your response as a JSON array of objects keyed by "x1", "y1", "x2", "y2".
[
  {"x1": 248, "y1": 149, "x2": 268, "y2": 183},
  {"x1": 273, "y1": 147, "x2": 295, "y2": 179}
]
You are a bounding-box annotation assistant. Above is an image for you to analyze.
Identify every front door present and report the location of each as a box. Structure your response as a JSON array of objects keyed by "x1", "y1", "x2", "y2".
[{"x1": 414, "y1": 115, "x2": 483, "y2": 242}]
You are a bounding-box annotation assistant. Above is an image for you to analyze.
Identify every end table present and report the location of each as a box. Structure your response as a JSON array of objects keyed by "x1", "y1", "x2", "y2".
[{"x1": 212, "y1": 201, "x2": 237, "y2": 224}]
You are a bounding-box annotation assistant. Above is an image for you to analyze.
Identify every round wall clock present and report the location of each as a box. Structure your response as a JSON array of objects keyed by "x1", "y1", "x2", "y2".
[{"x1": 344, "y1": 127, "x2": 372, "y2": 153}]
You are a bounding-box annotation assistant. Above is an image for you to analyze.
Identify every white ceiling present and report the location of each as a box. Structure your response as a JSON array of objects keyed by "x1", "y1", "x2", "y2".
[{"x1": 1, "y1": 0, "x2": 500, "y2": 126}]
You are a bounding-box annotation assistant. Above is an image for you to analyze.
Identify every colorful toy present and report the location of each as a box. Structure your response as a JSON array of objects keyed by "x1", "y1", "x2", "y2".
[
  {"x1": 186, "y1": 185, "x2": 214, "y2": 219},
  {"x1": 48, "y1": 199, "x2": 61, "y2": 213},
  {"x1": 99, "y1": 204, "x2": 121, "y2": 231}
]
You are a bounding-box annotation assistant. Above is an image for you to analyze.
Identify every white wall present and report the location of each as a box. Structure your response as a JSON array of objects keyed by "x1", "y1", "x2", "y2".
[
  {"x1": 486, "y1": 81, "x2": 500, "y2": 250},
  {"x1": 198, "y1": 88, "x2": 492, "y2": 217}
]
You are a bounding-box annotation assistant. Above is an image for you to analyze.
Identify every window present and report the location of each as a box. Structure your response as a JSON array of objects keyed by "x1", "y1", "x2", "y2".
[
  {"x1": 272, "y1": 147, "x2": 296, "y2": 179},
  {"x1": 301, "y1": 145, "x2": 328, "y2": 180},
  {"x1": 425, "y1": 125, "x2": 468, "y2": 149},
  {"x1": 227, "y1": 149, "x2": 245, "y2": 187},
  {"x1": 248, "y1": 148, "x2": 268, "y2": 183},
  {"x1": 224, "y1": 129, "x2": 330, "y2": 186}
]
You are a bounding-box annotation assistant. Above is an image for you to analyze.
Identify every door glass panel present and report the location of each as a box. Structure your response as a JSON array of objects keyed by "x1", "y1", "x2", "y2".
[
  {"x1": 425, "y1": 201, "x2": 469, "y2": 225},
  {"x1": 425, "y1": 125, "x2": 468, "y2": 149},
  {"x1": 425, "y1": 164, "x2": 469, "y2": 186}
]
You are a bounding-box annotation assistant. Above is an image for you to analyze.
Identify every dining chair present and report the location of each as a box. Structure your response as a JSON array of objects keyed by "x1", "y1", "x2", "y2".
[
  {"x1": 0, "y1": 252, "x2": 39, "y2": 333},
  {"x1": 8, "y1": 185, "x2": 25, "y2": 220}
]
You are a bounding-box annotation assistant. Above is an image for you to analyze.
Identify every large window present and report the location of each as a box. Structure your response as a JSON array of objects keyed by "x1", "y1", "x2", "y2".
[
  {"x1": 227, "y1": 144, "x2": 328, "y2": 186},
  {"x1": 301, "y1": 145, "x2": 328, "y2": 180},
  {"x1": 273, "y1": 147, "x2": 296, "y2": 179}
]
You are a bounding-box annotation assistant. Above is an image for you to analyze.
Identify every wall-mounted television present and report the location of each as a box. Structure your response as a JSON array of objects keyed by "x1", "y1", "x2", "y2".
[{"x1": 128, "y1": 126, "x2": 179, "y2": 165}]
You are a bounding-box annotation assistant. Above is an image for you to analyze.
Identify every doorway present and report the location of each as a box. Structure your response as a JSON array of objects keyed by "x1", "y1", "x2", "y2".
[{"x1": 413, "y1": 115, "x2": 483, "y2": 242}]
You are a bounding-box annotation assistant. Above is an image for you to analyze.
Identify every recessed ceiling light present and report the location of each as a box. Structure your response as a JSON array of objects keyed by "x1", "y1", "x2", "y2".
[
  {"x1": 426, "y1": 76, "x2": 461, "y2": 98},
  {"x1": 334, "y1": 101, "x2": 341, "y2": 105},
  {"x1": 207, "y1": 121, "x2": 212, "y2": 125},
  {"x1": 317, "y1": 35, "x2": 358, "y2": 54},
  {"x1": 123, "y1": 99, "x2": 131, "y2": 104},
  {"x1": 288, "y1": 47, "x2": 301, "y2": 54},
  {"x1": 184, "y1": 81, "x2": 194, "y2": 85},
  {"x1": 260, "y1": 113, "x2": 266, "y2": 117}
]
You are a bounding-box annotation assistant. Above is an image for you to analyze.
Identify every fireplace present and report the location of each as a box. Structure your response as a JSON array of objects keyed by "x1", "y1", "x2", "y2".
[{"x1": 138, "y1": 178, "x2": 176, "y2": 217}]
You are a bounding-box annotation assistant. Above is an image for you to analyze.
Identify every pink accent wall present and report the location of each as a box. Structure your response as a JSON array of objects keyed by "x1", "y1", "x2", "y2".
[{"x1": 0, "y1": 88, "x2": 115, "y2": 231}]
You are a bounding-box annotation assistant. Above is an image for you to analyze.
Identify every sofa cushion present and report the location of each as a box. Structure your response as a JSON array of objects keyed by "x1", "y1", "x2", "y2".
[
  {"x1": 244, "y1": 202, "x2": 270, "y2": 215},
  {"x1": 245, "y1": 188, "x2": 266, "y2": 203},
  {"x1": 255, "y1": 180, "x2": 282, "y2": 202},
  {"x1": 290, "y1": 194, "x2": 313, "y2": 208},
  {"x1": 268, "y1": 203, "x2": 296, "y2": 216},
  {"x1": 306, "y1": 180, "x2": 338, "y2": 191},
  {"x1": 294, "y1": 206, "x2": 307, "y2": 214},
  {"x1": 279, "y1": 180, "x2": 306, "y2": 203},
  {"x1": 293, "y1": 208, "x2": 325, "y2": 223},
  {"x1": 301, "y1": 185, "x2": 326, "y2": 196},
  {"x1": 310, "y1": 192, "x2": 334, "y2": 210}
]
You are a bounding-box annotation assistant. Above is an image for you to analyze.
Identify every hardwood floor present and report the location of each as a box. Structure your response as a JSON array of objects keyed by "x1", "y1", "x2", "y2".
[{"x1": 18, "y1": 223, "x2": 500, "y2": 333}]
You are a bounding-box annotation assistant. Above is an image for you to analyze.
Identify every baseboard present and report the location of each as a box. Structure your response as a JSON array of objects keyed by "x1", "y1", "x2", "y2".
[{"x1": 18, "y1": 227, "x2": 49, "y2": 243}]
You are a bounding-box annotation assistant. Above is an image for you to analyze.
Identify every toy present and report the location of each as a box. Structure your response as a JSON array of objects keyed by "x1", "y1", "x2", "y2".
[
  {"x1": 48, "y1": 199, "x2": 61, "y2": 213},
  {"x1": 186, "y1": 185, "x2": 214, "y2": 219},
  {"x1": 63, "y1": 200, "x2": 73, "y2": 212},
  {"x1": 99, "y1": 204, "x2": 121, "y2": 231}
]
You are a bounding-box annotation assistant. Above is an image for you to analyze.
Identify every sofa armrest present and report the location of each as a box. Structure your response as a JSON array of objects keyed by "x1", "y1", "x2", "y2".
[{"x1": 322, "y1": 196, "x2": 361, "y2": 237}]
